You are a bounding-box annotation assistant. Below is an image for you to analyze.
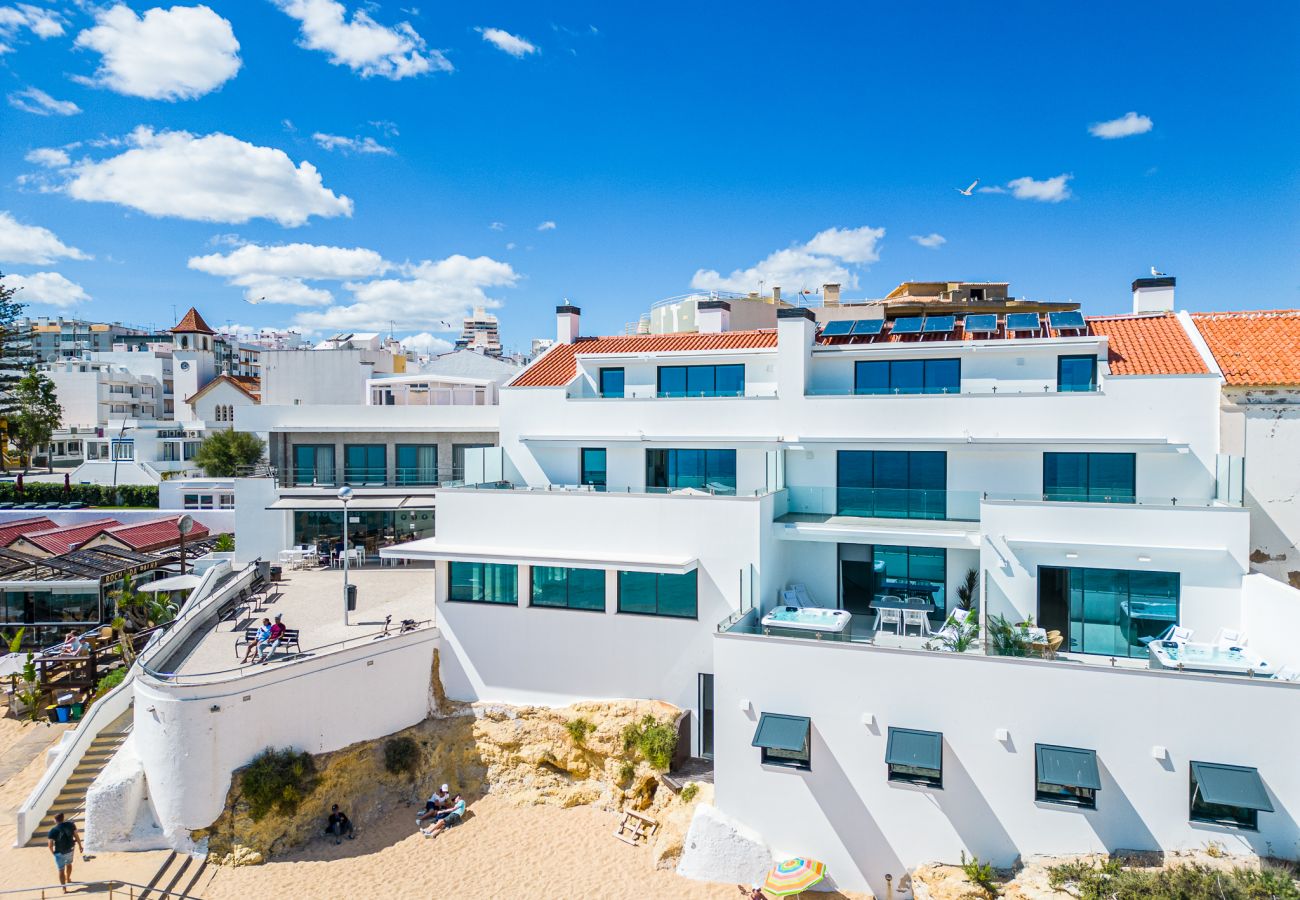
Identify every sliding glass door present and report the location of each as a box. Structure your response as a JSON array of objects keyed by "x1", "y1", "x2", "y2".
[
  {"x1": 1039, "y1": 565, "x2": 1179, "y2": 657},
  {"x1": 837, "y1": 450, "x2": 946, "y2": 519}
]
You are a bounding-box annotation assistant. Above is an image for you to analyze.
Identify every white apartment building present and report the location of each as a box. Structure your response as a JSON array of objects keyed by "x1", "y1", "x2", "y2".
[{"x1": 382, "y1": 288, "x2": 1300, "y2": 893}]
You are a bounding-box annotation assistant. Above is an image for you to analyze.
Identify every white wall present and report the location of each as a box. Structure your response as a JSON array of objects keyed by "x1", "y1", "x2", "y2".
[
  {"x1": 133, "y1": 626, "x2": 439, "y2": 841},
  {"x1": 233, "y1": 476, "x2": 288, "y2": 564},
  {"x1": 259, "y1": 349, "x2": 398, "y2": 406},
  {"x1": 714, "y1": 633, "x2": 1300, "y2": 896}
]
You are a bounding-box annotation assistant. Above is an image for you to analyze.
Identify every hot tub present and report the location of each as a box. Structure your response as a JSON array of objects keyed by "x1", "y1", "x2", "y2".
[
  {"x1": 1148, "y1": 640, "x2": 1271, "y2": 677},
  {"x1": 761, "y1": 606, "x2": 852, "y2": 636}
]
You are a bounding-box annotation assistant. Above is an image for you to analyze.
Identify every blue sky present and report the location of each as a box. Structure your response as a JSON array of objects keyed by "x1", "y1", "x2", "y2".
[{"x1": 1, "y1": 1, "x2": 1297, "y2": 354}]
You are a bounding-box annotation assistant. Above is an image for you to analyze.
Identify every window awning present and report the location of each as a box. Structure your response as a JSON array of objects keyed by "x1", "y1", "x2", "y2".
[
  {"x1": 886, "y1": 728, "x2": 943, "y2": 770},
  {"x1": 751, "y1": 713, "x2": 810, "y2": 753},
  {"x1": 1191, "y1": 762, "x2": 1272, "y2": 811},
  {"x1": 381, "y1": 537, "x2": 696, "y2": 574},
  {"x1": 266, "y1": 495, "x2": 436, "y2": 512},
  {"x1": 1036, "y1": 744, "x2": 1102, "y2": 791}
]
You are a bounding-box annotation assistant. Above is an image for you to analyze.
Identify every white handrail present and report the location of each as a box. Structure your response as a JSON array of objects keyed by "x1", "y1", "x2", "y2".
[{"x1": 13, "y1": 561, "x2": 255, "y2": 846}]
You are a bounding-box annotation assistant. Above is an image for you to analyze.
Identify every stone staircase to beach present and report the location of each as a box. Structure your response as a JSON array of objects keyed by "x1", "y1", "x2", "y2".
[{"x1": 24, "y1": 708, "x2": 132, "y2": 847}]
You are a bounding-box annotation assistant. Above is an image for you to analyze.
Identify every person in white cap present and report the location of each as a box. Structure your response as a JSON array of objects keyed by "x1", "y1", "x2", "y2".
[{"x1": 417, "y1": 783, "x2": 452, "y2": 825}]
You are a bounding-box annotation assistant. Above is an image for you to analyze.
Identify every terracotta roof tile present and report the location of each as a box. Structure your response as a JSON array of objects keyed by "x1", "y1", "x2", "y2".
[
  {"x1": 1085, "y1": 313, "x2": 1210, "y2": 376},
  {"x1": 102, "y1": 516, "x2": 210, "y2": 551},
  {"x1": 16, "y1": 519, "x2": 121, "y2": 555},
  {"x1": 0, "y1": 516, "x2": 56, "y2": 547},
  {"x1": 1191, "y1": 310, "x2": 1300, "y2": 386},
  {"x1": 509, "y1": 330, "x2": 778, "y2": 387},
  {"x1": 172, "y1": 307, "x2": 214, "y2": 335}
]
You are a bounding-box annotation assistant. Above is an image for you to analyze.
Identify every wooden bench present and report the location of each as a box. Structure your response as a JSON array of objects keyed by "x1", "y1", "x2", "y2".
[
  {"x1": 613, "y1": 810, "x2": 658, "y2": 847},
  {"x1": 235, "y1": 627, "x2": 301, "y2": 660}
]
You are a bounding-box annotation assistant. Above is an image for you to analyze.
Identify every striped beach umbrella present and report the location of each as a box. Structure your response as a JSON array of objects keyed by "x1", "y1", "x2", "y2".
[{"x1": 763, "y1": 857, "x2": 827, "y2": 896}]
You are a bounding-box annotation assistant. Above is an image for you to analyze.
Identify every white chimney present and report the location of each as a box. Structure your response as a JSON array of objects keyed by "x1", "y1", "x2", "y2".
[
  {"x1": 771, "y1": 285, "x2": 781, "y2": 302},
  {"x1": 556, "y1": 303, "x2": 581, "y2": 344},
  {"x1": 1132, "y1": 276, "x2": 1175, "y2": 314},
  {"x1": 697, "y1": 300, "x2": 730, "y2": 334},
  {"x1": 823, "y1": 283, "x2": 842, "y2": 306}
]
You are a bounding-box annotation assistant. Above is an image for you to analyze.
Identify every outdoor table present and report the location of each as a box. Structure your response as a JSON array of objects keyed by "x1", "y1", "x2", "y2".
[{"x1": 870, "y1": 597, "x2": 936, "y2": 614}]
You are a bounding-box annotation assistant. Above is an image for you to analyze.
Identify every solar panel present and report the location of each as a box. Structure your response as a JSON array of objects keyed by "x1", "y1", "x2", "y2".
[
  {"x1": 923, "y1": 315, "x2": 956, "y2": 333},
  {"x1": 963, "y1": 314, "x2": 999, "y2": 333},
  {"x1": 1048, "y1": 311, "x2": 1086, "y2": 331},
  {"x1": 890, "y1": 317, "x2": 924, "y2": 334},
  {"x1": 1006, "y1": 313, "x2": 1042, "y2": 332},
  {"x1": 850, "y1": 319, "x2": 884, "y2": 335},
  {"x1": 821, "y1": 320, "x2": 853, "y2": 337}
]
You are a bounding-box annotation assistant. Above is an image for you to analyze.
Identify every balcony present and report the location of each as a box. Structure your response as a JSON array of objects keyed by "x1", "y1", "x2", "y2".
[
  {"x1": 784, "y1": 486, "x2": 981, "y2": 521},
  {"x1": 983, "y1": 491, "x2": 1239, "y2": 509},
  {"x1": 275, "y1": 466, "x2": 448, "y2": 488}
]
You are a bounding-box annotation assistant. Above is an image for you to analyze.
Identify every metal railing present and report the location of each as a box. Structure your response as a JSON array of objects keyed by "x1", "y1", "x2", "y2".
[
  {"x1": 0, "y1": 880, "x2": 201, "y2": 899},
  {"x1": 981, "y1": 491, "x2": 1238, "y2": 509},
  {"x1": 444, "y1": 482, "x2": 778, "y2": 498},
  {"x1": 805, "y1": 384, "x2": 1100, "y2": 396},
  {"x1": 273, "y1": 466, "x2": 461, "y2": 488}
]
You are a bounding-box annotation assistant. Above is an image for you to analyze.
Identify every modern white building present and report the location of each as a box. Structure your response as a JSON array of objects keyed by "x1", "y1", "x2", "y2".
[{"x1": 381, "y1": 287, "x2": 1300, "y2": 893}]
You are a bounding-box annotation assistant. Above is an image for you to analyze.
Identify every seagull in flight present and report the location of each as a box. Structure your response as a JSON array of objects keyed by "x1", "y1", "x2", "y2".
[
  {"x1": 1150, "y1": 266, "x2": 1167, "y2": 277},
  {"x1": 956, "y1": 179, "x2": 979, "y2": 196}
]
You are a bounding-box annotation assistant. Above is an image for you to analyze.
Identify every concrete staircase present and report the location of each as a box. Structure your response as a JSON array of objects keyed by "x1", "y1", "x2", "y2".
[{"x1": 24, "y1": 708, "x2": 132, "y2": 847}]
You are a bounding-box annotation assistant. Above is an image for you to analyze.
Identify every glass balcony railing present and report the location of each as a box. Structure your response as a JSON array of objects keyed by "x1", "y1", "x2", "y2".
[
  {"x1": 982, "y1": 492, "x2": 1238, "y2": 509},
  {"x1": 783, "y1": 486, "x2": 982, "y2": 522},
  {"x1": 280, "y1": 466, "x2": 454, "y2": 488},
  {"x1": 804, "y1": 385, "x2": 1099, "y2": 397}
]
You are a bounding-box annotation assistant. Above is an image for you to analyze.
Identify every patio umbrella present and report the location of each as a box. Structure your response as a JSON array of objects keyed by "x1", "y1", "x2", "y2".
[{"x1": 763, "y1": 858, "x2": 827, "y2": 896}]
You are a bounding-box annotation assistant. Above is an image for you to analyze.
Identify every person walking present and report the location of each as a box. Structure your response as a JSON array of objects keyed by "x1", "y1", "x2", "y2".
[{"x1": 47, "y1": 812, "x2": 83, "y2": 893}]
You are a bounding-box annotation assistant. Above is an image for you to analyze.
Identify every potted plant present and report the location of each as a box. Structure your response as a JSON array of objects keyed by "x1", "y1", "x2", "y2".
[
  {"x1": 4, "y1": 628, "x2": 43, "y2": 721},
  {"x1": 955, "y1": 568, "x2": 979, "y2": 612}
]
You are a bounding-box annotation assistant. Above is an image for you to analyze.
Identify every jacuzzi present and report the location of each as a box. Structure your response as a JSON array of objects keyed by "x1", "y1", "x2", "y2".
[
  {"x1": 1148, "y1": 640, "x2": 1271, "y2": 677},
  {"x1": 761, "y1": 606, "x2": 852, "y2": 636}
]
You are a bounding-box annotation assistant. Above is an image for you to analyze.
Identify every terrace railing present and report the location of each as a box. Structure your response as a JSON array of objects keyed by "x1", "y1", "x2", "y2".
[{"x1": 784, "y1": 486, "x2": 982, "y2": 522}]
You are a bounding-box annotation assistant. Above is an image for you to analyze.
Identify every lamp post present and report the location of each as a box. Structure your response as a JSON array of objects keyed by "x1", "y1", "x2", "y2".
[
  {"x1": 338, "y1": 485, "x2": 354, "y2": 626},
  {"x1": 176, "y1": 514, "x2": 194, "y2": 576}
]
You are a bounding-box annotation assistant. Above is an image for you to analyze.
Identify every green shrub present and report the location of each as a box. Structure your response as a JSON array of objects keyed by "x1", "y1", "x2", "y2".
[
  {"x1": 1047, "y1": 859, "x2": 1300, "y2": 900},
  {"x1": 214, "y1": 533, "x2": 235, "y2": 552},
  {"x1": 564, "y1": 717, "x2": 593, "y2": 745},
  {"x1": 679, "y1": 782, "x2": 699, "y2": 803},
  {"x1": 960, "y1": 851, "x2": 1000, "y2": 898},
  {"x1": 986, "y1": 614, "x2": 1031, "y2": 657},
  {"x1": 382, "y1": 736, "x2": 419, "y2": 777},
  {"x1": 620, "y1": 714, "x2": 678, "y2": 771},
  {"x1": 618, "y1": 760, "x2": 636, "y2": 784},
  {"x1": 0, "y1": 482, "x2": 159, "y2": 508},
  {"x1": 94, "y1": 666, "x2": 128, "y2": 698},
  {"x1": 241, "y1": 747, "x2": 318, "y2": 821}
]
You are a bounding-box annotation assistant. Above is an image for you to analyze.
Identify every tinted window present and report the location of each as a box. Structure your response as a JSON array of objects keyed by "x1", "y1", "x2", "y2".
[
  {"x1": 580, "y1": 448, "x2": 607, "y2": 489},
  {"x1": 854, "y1": 359, "x2": 960, "y2": 395},
  {"x1": 599, "y1": 368, "x2": 625, "y2": 398},
  {"x1": 1044, "y1": 453, "x2": 1135, "y2": 503},
  {"x1": 1058, "y1": 355, "x2": 1097, "y2": 392},
  {"x1": 618, "y1": 570, "x2": 697, "y2": 618}
]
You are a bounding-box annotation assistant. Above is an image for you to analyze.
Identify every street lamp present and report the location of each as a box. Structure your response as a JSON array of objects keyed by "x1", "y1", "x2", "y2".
[
  {"x1": 176, "y1": 514, "x2": 194, "y2": 576},
  {"x1": 338, "y1": 485, "x2": 354, "y2": 626}
]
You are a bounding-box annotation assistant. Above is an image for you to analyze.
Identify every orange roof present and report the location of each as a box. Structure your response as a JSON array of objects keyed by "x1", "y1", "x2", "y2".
[
  {"x1": 1191, "y1": 310, "x2": 1300, "y2": 386},
  {"x1": 15, "y1": 519, "x2": 121, "y2": 555},
  {"x1": 0, "y1": 516, "x2": 56, "y2": 547},
  {"x1": 102, "y1": 517, "x2": 210, "y2": 551},
  {"x1": 172, "y1": 307, "x2": 214, "y2": 335},
  {"x1": 185, "y1": 373, "x2": 261, "y2": 405},
  {"x1": 1085, "y1": 313, "x2": 1210, "y2": 376},
  {"x1": 509, "y1": 331, "x2": 779, "y2": 387}
]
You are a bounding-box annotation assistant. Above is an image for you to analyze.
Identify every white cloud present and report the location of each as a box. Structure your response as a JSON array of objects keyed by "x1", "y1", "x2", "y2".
[
  {"x1": 488, "y1": 221, "x2": 505, "y2": 231},
  {"x1": 312, "y1": 132, "x2": 395, "y2": 155},
  {"x1": 8, "y1": 87, "x2": 81, "y2": 116},
  {"x1": 0, "y1": 211, "x2": 89, "y2": 264},
  {"x1": 296, "y1": 254, "x2": 518, "y2": 331},
  {"x1": 536, "y1": 220, "x2": 556, "y2": 231},
  {"x1": 188, "y1": 241, "x2": 390, "y2": 306},
  {"x1": 0, "y1": 4, "x2": 65, "y2": 52},
  {"x1": 976, "y1": 185, "x2": 1006, "y2": 194},
  {"x1": 1089, "y1": 111, "x2": 1153, "y2": 139},
  {"x1": 477, "y1": 26, "x2": 536, "y2": 57},
  {"x1": 25, "y1": 147, "x2": 71, "y2": 168},
  {"x1": 400, "y1": 332, "x2": 453, "y2": 355},
  {"x1": 74, "y1": 4, "x2": 241, "y2": 100},
  {"x1": 691, "y1": 225, "x2": 885, "y2": 293},
  {"x1": 910, "y1": 233, "x2": 946, "y2": 249},
  {"x1": 505, "y1": 242, "x2": 516, "y2": 250},
  {"x1": 274, "y1": 0, "x2": 449, "y2": 79},
  {"x1": 369, "y1": 119, "x2": 399, "y2": 137},
  {"x1": 53, "y1": 126, "x2": 353, "y2": 226},
  {"x1": 1006, "y1": 174, "x2": 1073, "y2": 203},
  {"x1": 5, "y1": 271, "x2": 89, "y2": 307}
]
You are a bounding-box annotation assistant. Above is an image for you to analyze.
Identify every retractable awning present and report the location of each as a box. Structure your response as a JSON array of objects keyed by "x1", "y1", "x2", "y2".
[
  {"x1": 751, "y1": 713, "x2": 810, "y2": 753},
  {"x1": 1191, "y1": 762, "x2": 1272, "y2": 811},
  {"x1": 380, "y1": 537, "x2": 696, "y2": 574},
  {"x1": 886, "y1": 728, "x2": 943, "y2": 771},
  {"x1": 266, "y1": 495, "x2": 436, "y2": 512},
  {"x1": 1036, "y1": 744, "x2": 1102, "y2": 791}
]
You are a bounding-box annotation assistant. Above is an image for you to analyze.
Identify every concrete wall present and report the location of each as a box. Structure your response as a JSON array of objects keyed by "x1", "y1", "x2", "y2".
[
  {"x1": 713, "y1": 633, "x2": 1300, "y2": 896},
  {"x1": 133, "y1": 625, "x2": 439, "y2": 841},
  {"x1": 259, "y1": 349, "x2": 397, "y2": 406}
]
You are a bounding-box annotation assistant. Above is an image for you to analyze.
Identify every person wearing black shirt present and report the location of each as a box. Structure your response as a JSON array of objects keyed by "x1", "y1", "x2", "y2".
[
  {"x1": 325, "y1": 804, "x2": 354, "y2": 844},
  {"x1": 47, "y1": 812, "x2": 82, "y2": 892}
]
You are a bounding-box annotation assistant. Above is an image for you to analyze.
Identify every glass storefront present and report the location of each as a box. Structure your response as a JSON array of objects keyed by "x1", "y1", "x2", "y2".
[{"x1": 292, "y1": 509, "x2": 436, "y2": 555}]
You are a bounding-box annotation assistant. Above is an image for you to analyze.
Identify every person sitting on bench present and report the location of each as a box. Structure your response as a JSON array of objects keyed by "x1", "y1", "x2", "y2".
[
  {"x1": 421, "y1": 794, "x2": 465, "y2": 838},
  {"x1": 259, "y1": 614, "x2": 286, "y2": 664},
  {"x1": 244, "y1": 619, "x2": 272, "y2": 664},
  {"x1": 324, "y1": 805, "x2": 354, "y2": 844}
]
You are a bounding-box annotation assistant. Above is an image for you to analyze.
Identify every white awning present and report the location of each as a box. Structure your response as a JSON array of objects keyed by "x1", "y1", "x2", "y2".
[
  {"x1": 139, "y1": 573, "x2": 202, "y2": 592},
  {"x1": 266, "y1": 495, "x2": 436, "y2": 512},
  {"x1": 380, "y1": 538, "x2": 696, "y2": 574}
]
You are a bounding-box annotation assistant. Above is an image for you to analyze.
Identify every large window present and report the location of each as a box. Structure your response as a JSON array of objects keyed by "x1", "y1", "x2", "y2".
[
  {"x1": 752, "y1": 713, "x2": 811, "y2": 770},
  {"x1": 1040, "y1": 565, "x2": 1179, "y2": 658},
  {"x1": 293, "y1": 444, "x2": 335, "y2": 485},
  {"x1": 345, "y1": 444, "x2": 386, "y2": 484},
  {"x1": 1057, "y1": 355, "x2": 1098, "y2": 392},
  {"x1": 1190, "y1": 762, "x2": 1271, "y2": 830},
  {"x1": 617, "y1": 570, "x2": 697, "y2": 618},
  {"x1": 396, "y1": 444, "x2": 438, "y2": 485},
  {"x1": 886, "y1": 728, "x2": 943, "y2": 788},
  {"x1": 837, "y1": 450, "x2": 946, "y2": 519},
  {"x1": 873, "y1": 545, "x2": 947, "y2": 622},
  {"x1": 1043, "y1": 452, "x2": 1135, "y2": 503},
  {"x1": 646, "y1": 449, "x2": 736, "y2": 495},
  {"x1": 293, "y1": 509, "x2": 435, "y2": 554},
  {"x1": 657, "y1": 364, "x2": 745, "y2": 398},
  {"x1": 1035, "y1": 744, "x2": 1100, "y2": 809},
  {"x1": 580, "y1": 448, "x2": 607, "y2": 490},
  {"x1": 530, "y1": 566, "x2": 606, "y2": 611},
  {"x1": 448, "y1": 562, "x2": 518, "y2": 605},
  {"x1": 855, "y1": 358, "x2": 960, "y2": 395},
  {"x1": 599, "y1": 368, "x2": 625, "y2": 398}
]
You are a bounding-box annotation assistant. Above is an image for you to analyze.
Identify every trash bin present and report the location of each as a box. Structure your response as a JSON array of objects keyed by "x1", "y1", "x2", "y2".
[
  {"x1": 346, "y1": 583, "x2": 358, "y2": 611},
  {"x1": 270, "y1": 565, "x2": 283, "y2": 582}
]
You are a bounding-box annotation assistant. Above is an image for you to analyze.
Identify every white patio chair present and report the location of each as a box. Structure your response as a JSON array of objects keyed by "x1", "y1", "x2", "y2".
[
  {"x1": 788, "y1": 584, "x2": 813, "y2": 608},
  {"x1": 1272, "y1": 666, "x2": 1300, "y2": 683},
  {"x1": 901, "y1": 608, "x2": 929, "y2": 637},
  {"x1": 872, "y1": 597, "x2": 902, "y2": 630},
  {"x1": 875, "y1": 607, "x2": 902, "y2": 635},
  {"x1": 1214, "y1": 628, "x2": 1248, "y2": 649}
]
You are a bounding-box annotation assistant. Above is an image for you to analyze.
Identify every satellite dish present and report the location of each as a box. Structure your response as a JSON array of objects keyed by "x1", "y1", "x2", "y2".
[
  {"x1": 337, "y1": 485, "x2": 355, "y2": 502},
  {"x1": 177, "y1": 514, "x2": 194, "y2": 535}
]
